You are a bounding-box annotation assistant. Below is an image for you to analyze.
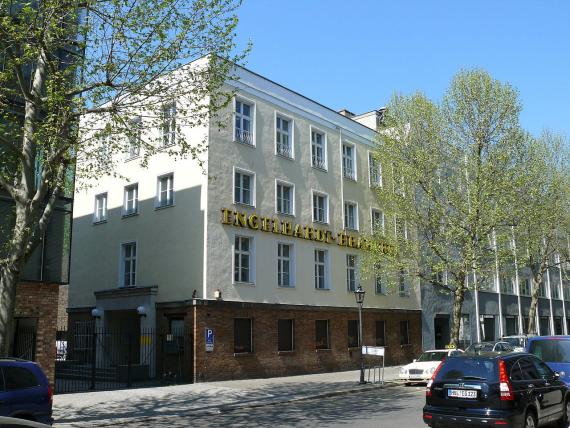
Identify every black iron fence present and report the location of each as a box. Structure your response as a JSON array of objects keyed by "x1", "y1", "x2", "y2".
[{"x1": 54, "y1": 324, "x2": 192, "y2": 394}]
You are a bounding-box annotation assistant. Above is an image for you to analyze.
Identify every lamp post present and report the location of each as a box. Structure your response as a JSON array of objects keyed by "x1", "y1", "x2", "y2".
[{"x1": 354, "y1": 285, "x2": 366, "y2": 384}]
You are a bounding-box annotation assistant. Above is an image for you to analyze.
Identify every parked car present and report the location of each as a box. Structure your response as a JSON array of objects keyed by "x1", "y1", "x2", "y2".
[
  {"x1": 399, "y1": 349, "x2": 463, "y2": 384},
  {"x1": 502, "y1": 335, "x2": 528, "y2": 352},
  {"x1": 465, "y1": 341, "x2": 514, "y2": 354},
  {"x1": 423, "y1": 352, "x2": 569, "y2": 428},
  {"x1": 527, "y1": 335, "x2": 570, "y2": 386},
  {"x1": 0, "y1": 359, "x2": 53, "y2": 425}
]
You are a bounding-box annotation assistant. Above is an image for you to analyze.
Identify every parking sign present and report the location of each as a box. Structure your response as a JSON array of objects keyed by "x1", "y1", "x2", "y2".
[{"x1": 205, "y1": 328, "x2": 214, "y2": 352}]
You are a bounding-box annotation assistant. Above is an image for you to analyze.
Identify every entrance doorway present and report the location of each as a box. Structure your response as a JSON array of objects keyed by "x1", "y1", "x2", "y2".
[
  {"x1": 434, "y1": 315, "x2": 450, "y2": 349},
  {"x1": 481, "y1": 316, "x2": 495, "y2": 341}
]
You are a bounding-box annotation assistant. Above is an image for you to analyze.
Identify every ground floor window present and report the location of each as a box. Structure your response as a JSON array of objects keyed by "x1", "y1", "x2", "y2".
[
  {"x1": 523, "y1": 316, "x2": 530, "y2": 334},
  {"x1": 458, "y1": 314, "x2": 471, "y2": 349},
  {"x1": 539, "y1": 316, "x2": 551, "y2": 335},
  {"x1": 400, "y1": 320, "x2": 410, "y2": 345},
  {"x1": 554, "y1": 317, "x2": 563, "y2": 335},
  {"x1": 480, "y1": 315, "x2": 496, "y2": 341},
  {"x1": 347, "y1": 320, "x2": 359, "y2": 348},
  {"x1": 278, "y1": 319, "x2": 294, "y2": 352},
  {"x1": 375, "y1": 321, "x2": 386, "y2": 346},
  {"x1": 504, "y1": 316, "x2": 518, "y2": 336},
  {"x1": 234, "y1": 318, "x2": 253, "y2": 353},
  {"x1": 315, "y1": 320, "x2": 330, "y2": 350}
]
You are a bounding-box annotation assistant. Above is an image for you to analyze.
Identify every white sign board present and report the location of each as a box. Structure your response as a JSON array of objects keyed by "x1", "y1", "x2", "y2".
[{"x1": 362, "y1": 346, "x2": 385, "y2": 356}]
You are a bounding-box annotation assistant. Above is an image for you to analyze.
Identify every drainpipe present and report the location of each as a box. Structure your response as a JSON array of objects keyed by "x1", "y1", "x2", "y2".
[
  {"x1": 473, "y1": 270, "x2": 481, "y2": 342},
  {"x1": 512, "y1": 228, "x2": 524, "y2": 335},
  {"x1": 546, "y1": 266, "x2": 555, "y2": 334},
  {"x1": 558, "y1": 254, "x2": 568, "y2": 334},
  {"x1": 493, "y1": 230, "x2": 504, "y2": 338}
]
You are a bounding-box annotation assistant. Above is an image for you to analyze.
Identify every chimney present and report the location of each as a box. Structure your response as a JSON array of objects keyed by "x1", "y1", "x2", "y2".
[{"x1": 338, "y1": 109, "x2": 355, "y2": 118}]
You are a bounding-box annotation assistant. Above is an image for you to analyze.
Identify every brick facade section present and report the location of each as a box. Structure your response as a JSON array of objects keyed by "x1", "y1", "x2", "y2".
[
  {"x1": 57, "y1": 284, "x2": 69, "y2": 328},
  {"x1": 189, "y1": 301, "x2": 422, "y2": 382},
  {"x1": 14, "y1": 282, "x2": 60, "y2": 385}
]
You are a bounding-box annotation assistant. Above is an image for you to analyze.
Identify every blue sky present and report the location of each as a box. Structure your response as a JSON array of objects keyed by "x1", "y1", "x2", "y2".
[{"x1": 235, "y1": 1, "x2": 570, "y2": 136}]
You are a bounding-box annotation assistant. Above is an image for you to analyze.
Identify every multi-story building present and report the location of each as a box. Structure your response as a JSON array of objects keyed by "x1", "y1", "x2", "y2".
[
  {"x1": 422, "y1": 264, "x2": 570, "y2": 350},
  {"x1": 68, "y1": 61, "x2": 422, "y2": 382}
]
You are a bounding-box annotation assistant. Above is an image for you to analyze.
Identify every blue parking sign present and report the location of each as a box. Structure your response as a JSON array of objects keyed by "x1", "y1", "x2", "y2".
[{"x1": 205, "y1": 328, "x2": 214, "y2": 352}]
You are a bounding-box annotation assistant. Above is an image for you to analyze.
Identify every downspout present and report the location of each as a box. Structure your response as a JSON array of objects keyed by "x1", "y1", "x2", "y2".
[
  {"x1": 546, "y1": 266, "x2": 555, "y2": 334},
  {"x1": 493, "y1": 230, "x2": 504, "y2": 338},
  {"x1": 473, "y1": 270, "x2": 481, "y2": 342},
  {"x1": 512, "y1": 228, "x2": 524, "y2": 335},
  {"x1": 557, "y1": 254, "x2": 567, "y2": 334}
]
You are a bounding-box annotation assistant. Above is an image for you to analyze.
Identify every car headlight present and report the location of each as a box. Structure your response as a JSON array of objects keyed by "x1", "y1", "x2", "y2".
[{"x1": 430, "y1": 367, "x2": 436, "y2": 373}]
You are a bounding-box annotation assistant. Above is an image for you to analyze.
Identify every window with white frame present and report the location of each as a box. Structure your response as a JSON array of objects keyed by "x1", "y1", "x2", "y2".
[
  {"x1": 123, "y1": 184, "x2": 138, "y2": 216},
  {"x1": 156, "y1": 174, "x2": 174, "y2": 208},
  {"x1": 314, "y1": 249, "x2": 328, "y2": 289},
  {"x1": 234, "y1": 236, "x2": 252, "y2": 283},
  {"x1": 520, "y1": 278, "x2": 531, "y2": 296},
  {"x1": 275, "y1": 115, "x2": 292, "y2": 158},
  {"x1": 312, "y1": 192, "x2": 328, "y2": 223},
  {"x1": 346, "y1": 254, "x2": 357, "y2": 292},
  {"x1": 126, "y1": 116, "x2": 141, "y2": 160},
  {"x1": 395, "y1": 217, "x2": 408, "y2": 240},
  {"x1": 344, "y1": 202, "x2": 358, "y2": 230},
  {"x1": 94, "y1": 193, "x2": 107, "y2": 223},
  {"x1": 371, "y1": 209, "x2": 384, "y2": 235},
  {"x1": 552, "y1": 280, "x2": 561, "y2": 299},
  {"x1": 161, "y1": 103, "x2": 176, "y2": 147},
  {"x1": 342, "y1": 143, "x2": 356, "y2": 180},
  {"x1": 369, "y1": 152, "x2": 382, "y2": 187},
  {"x1": 398, "y1": 269, "x2": 410, "y2": 296},
  {"x1": 121, "y1": 242, "x2": 136, "y2": 287},
  {"x1": 277, "y1": 243, "x2": 293, "y2": 287},
  {"x1": 499, "y1": 275, "x2": 514, "y2": 294},
  {"x1": 538, "y1": 280, "x2": 547, "y2": 298},
  {"x1": 311, "y1": 129, "x2": 326, "y2": 169},
  {"x1": 235, "y1": 99, "x2": 253, "y2": 145},
  {"x1": 276, "y1": 181, "x2": 293, "y2": 215},
  {"x1": 375, "y1": 274, "x2": 385, "y2": 295},
  {"x1": 234, "y1": 170, "x2": 254, "y2": 205}
]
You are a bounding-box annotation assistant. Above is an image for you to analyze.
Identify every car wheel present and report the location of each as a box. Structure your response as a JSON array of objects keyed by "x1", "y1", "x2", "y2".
[
  {"x1": 524, "y1": 411, "x2": 537, "y2": 428},
  {"x1": 556, "y1": 399, "x2": 570, "y2": 428}
]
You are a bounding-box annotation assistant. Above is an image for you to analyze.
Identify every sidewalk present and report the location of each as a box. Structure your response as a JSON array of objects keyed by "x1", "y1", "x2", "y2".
[{"x1": 54, "y1": 366, "x2": 401, "y2": 427}]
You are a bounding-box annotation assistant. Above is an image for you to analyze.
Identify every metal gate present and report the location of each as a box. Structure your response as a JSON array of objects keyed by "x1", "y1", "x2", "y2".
[{"x1": 54, "y1": 324, "x2": 192, "y2": 394}]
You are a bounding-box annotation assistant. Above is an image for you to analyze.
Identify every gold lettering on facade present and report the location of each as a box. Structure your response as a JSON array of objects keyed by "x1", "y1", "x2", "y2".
[
  {"x1": 326, "y1": 230, "x2": 336, "y2": 244},
  {"x1": 316, "y1": 229, "x2": 326, "y2": 242},
  {"x1": 247, "y1": 214, "x2": 259, "y2": 230},
  {"x1": 221, "y1": 208, "x2": 233, "y2": 225},
  {"x1": 304, "y1": 226, "x2": 315, "y2": 240},
  {"x1": 272, "y1": 218, "x2": 281, "y2": 234},
  {"x1": 281, "y1": 221, "x2": 293, "y2": 236},
  {"x1": 234, "y1": 212, "x2": 247, "y2": 228},
  {"x1": 261, "y1": 217, "x2": 272, "y2": 232},
  {"x1": 293, "y1": 224, "x2": 304, "y2": 238},
  {"x1": 337, "y1": 233, "x2": 347, "y2": 246},
  {"x1": 348, "y1": 236, "x2": 357, "y2": 248}
]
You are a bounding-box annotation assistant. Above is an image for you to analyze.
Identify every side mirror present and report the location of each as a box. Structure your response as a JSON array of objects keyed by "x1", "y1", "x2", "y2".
[{"x1": 553, "y1": 372, "x2": 560, "y2": 380}]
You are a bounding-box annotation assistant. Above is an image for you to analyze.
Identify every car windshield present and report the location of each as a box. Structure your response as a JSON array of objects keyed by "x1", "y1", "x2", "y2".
[
  {"x1": 435, "y1": 357, "x2": 498, "y2": 381},
  {"x1": 417, "y1": 351, "x2": 447, "y2": 362},
  {"x1": 466, "y1": 343, "x2": 494, "y2": 353},
  {"x1": 529, "y1": 339, "x2": 570, "y2": 363},
  {"x1": 502, "y1": 337, "x2": 524, "y2": 347}
]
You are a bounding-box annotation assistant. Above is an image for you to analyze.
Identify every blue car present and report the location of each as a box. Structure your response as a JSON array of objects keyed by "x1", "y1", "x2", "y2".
[
  {"x1": 527, "y1": 336, "x2": 570, "y2": 386},
  {"x1": 0, "y1": 359, "x2": 53, "y2": 425}
]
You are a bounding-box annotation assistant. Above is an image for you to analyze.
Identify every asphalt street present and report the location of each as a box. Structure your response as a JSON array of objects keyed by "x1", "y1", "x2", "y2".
[{"x1": 111, "y1": 384, "x2": 427, "y2": 428}]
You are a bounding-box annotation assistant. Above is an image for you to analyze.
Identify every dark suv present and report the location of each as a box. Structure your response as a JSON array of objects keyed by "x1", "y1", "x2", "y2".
[
  {"x1": 423, "y1": 352, "x2": 569, "y2": 428},
  {"x1": 0, "y1": 359, "x2": 53, "y2": 425}
]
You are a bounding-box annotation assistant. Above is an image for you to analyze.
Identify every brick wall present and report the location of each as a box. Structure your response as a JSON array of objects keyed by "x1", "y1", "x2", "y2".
[
  {"x1": 14, "y1": 282, "x2": 60, "y2": 385},
  {"x1": 57, "y1": 284, "x2": 69, "y2": 328},
  {"x1": 191, "y1": 301, "x2": 422, "y2": 382}
]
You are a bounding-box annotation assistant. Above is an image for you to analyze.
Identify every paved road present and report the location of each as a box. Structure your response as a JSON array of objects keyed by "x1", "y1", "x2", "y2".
[{"x1": 112, "y1": 384, "x2": 427, "y2": 428}]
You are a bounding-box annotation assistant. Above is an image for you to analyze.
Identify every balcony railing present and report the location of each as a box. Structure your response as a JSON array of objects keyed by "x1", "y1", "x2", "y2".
[
  {"x1": 235, "y1": 128, "x2": 253, "y2": 145},
  {"x1": 277, "y1": 143, "x2": 292, "y2": 158},
  {"x1": 343, "y1": 167, "x2": 355, "y2": 180},
  {"x1": 312, "y1": 155, "x2": 326, "y2": 169}
]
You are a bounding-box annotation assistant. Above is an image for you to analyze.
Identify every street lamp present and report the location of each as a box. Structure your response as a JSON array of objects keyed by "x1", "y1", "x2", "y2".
[{"x1": 354, "y1": 285, "x2": 366, "y2": 384}]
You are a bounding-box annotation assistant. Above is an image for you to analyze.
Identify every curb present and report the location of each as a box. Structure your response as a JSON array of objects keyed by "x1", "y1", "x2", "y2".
[{"x1": 55, "y1": 381, "x2": 400, "y2": 427}]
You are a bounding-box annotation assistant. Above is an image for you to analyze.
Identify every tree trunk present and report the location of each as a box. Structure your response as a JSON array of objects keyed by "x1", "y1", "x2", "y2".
[
  {"x1": 449, "y1": 287, "x2": 465, "y2": 348},
  {"x1": 0, "y1": 263, "x2": 20, "y2": 356},
  {"x1": 527, "y1": 274, "x2": 543, "y2": 335}
]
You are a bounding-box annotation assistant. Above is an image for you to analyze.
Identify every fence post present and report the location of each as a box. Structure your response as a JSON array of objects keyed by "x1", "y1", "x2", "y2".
[
  {"x1": 90, "y1": 329, "x2": 97, "y2": 390},
  {"x1": 127, "y1": 334, "x2": 132, "y2": 388}
]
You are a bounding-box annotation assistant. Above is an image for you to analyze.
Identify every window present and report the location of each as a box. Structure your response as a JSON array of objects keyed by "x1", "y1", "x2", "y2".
[
  {"x1": 346, "y1": 255, "x2": 357, "y2": 292},
  {"x1": 342, "y1": 143, "x2": 355, "y2": 180},
  {"x1": 234, "y1": 170, "x2": 254, "y2": 205},
  {"x1": 400, "y1": 320, "x2": 410, "y2": 345},
  {"x1": 277, "y1": 243, "x2": 293, "y2": 287},
  {"x1": 314, "y1": 249, "x2": 328, "y2": 289},
  {"x1": 371, "y1": 209, "x2": 384, "y2": 235},
  {"x1": 398, "y1": 269, "x2": 409, "y2": 296},
  {"x1": 312, "y1": 192, "x2": 328, "y2": 223},
  {"x1": 276, "y1": 181, "x2": 294, "y2": 215},
  {"x1": 161, "y1": 103, "x2": 176, "y2": 147},
  {"x1": 123, "y1": 184, "x2": 138, "y2": 216},
  {"x1": 156, "y1": 174, "x2": 174, "y2": 208},
  {"x1": 369, "y1": 152, "x2": 382, "y2": 187},
  {"x1": 121, "y1": 242, "x2": 136, "y2": 287},
  {"x1": 344, "y1": 202, "x2": 358, "y2": 230},
  {"x1": 278, "y1": 319, "x2": 294, "y2": 352},
  {"x1": 275, "y1": 115, "x2": 292, "y2": 158},
  {"x1": 235, "y1": 99, "x2": 253, "y2": 145},
  {"x1": 234, "y1": 236, "x2": 252, "y2": 283},
  {"x1": 2, "y1": 367, "x2": 39, "y2": 390},
  {"x1": 347, "y1": 320, "x2": 359, "y2": 348},
  {"x1": 94, "y1": 193, "x2": 107, "y2": 223},
  {"x1": 311, "y1": 129, "x2": 326, "y2": 169},
  {"x1": 375, "y1": 274, "x2": 385, "y2": 294},
  {"x1": 552, "y1": 281, "x2": 561, "y2": 300},
  {"x1": 376, "y1": 321, "x2": 386, "y2": 346},
  {"x1": 395, "y1": 217, "x2": 408, "y2": 240},
  {"x1": 315, "y1": 320, "x2": 330, "y2": 350},
  {"x1": 500, "y1": 275, "x2": 514, "y2": 294},
  {"x1": 126, "y1": 116, "x2": 141, "y2": 160},
  {"x1": 520, "y1": 278, "x2": 531, "y2": 296},
  {"x1": 538, "y1": 280, "x2": 547, "y2": 298},
  {"x1": 234, "y1": 318, "x2": 253, "y2": 353}
]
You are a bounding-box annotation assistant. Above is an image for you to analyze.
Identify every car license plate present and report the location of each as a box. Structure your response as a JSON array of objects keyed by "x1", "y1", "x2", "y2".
[{"x1": 447, "y1": 389, "x2": 477, "y2": 399}]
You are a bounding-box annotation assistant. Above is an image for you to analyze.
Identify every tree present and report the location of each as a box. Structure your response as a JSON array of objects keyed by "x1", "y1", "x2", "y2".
[
  {"x1": 366, "y1": 70, "x2": 526, "y2": 348},
  {"x1": 509, "y1": 132, "x2": 570, "y2": 335},
  {"x1": 0, "y1": 0, "x2": 247, "y2": 355}
]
